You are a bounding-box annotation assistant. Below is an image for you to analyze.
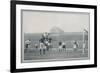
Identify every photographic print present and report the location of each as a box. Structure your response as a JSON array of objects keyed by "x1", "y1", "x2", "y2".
[
  {"x1": 11, "y1": 0, "x2": 97, "y2": 72},
  {"x1": 22, "y1": 10, "x2": 90, "y2": 62}
]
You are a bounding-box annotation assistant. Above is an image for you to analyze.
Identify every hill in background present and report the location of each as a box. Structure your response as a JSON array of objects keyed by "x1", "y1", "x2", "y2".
[{"x1": 50, "y1": 26, "x2": 64, "y2": 34}]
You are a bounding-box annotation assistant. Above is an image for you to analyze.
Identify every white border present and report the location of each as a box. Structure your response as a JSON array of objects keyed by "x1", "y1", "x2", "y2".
[{"x1": 16, "y1": 4, "x2": 94, "y2": 69}]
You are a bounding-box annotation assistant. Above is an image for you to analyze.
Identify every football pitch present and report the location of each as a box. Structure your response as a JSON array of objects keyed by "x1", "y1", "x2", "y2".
[{"x1": 24, "y1": 48, "x2": 89, "y2": 62}]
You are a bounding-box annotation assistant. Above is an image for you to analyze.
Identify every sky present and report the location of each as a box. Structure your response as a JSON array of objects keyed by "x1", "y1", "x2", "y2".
[{"x1": 22, "y1": 10, "x2": 90, "y2": 33}]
